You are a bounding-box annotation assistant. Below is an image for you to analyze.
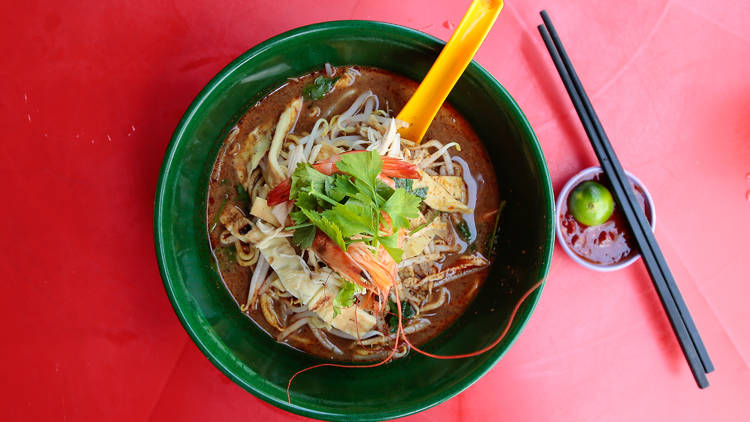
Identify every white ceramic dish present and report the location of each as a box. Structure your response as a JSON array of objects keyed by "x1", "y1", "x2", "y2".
[{"x1": 555, "y1": 166, "x2": 656, "y2": 272}]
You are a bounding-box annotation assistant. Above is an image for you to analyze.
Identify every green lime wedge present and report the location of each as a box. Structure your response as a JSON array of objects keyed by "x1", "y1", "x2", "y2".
[{"x1": 568, "y1": 181, "x2": 614, "y2": 226}]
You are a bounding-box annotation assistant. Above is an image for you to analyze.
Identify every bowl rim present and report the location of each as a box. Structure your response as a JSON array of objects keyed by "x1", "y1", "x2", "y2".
[
  {"x1": 154, "y1": 19, "x2": 555, "y2": 421},
  {"x1": 555, "y1": 166, "x2": 656, "y2": 272}
]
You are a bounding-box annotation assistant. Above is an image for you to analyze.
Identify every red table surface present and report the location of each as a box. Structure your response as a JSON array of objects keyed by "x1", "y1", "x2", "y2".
[{"x1": 2, "y1": 0, "x2": 749, "y2": 420}]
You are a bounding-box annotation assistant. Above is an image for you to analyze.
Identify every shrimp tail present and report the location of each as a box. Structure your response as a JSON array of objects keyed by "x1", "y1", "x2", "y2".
[
  {"x1": 347, "y1": 243, "x2": 396, "y2": 304},
  {"x1": 311, "y1": 232, "x2": 373, "y2": 291},
  {"x1": 312, "y1": 231, "x2": 397, "y2": 312},
  {"x1": 381, "y1": 156, "x2": 420, "y2": 179}
]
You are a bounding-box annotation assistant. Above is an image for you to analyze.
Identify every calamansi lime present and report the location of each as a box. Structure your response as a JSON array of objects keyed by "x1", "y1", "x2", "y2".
[{"x1": 568, "y1": 181, "x2": 614, "y2": 226}]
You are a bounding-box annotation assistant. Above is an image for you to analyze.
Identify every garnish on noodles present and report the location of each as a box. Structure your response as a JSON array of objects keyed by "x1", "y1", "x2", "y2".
[{"x1": 205, "y1": 65, "x2": 537, "y2": 400}]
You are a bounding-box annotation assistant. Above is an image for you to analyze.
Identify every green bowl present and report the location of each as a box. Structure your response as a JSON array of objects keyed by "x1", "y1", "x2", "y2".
[{"x1": 154, "y1": 20, "x2": 554, "y2": 421}]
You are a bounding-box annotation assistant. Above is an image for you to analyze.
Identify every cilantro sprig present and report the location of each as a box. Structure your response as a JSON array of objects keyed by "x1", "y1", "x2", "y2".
[
  {"x1": 286, "y1": 151, "x2": 422, "y2": 262},
  {"x1": 387, "y1": 298, "x2": 414, "y2": 332},
  {"x1": 303, "y1": 76, "x2": 339, "y2": 101},
  {"x1": 332, "y1": 281, "x2": 365, "y2": 317}
]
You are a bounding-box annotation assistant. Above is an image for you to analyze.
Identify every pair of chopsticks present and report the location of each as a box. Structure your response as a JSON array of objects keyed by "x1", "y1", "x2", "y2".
[{"x1": 537, "y1": 10, "x2": 714, "y2": 388}]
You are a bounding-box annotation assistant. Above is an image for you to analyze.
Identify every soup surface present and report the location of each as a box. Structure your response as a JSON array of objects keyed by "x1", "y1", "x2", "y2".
[{"x1": 207, "y1": 66, "x2": 500, "y2": 360}]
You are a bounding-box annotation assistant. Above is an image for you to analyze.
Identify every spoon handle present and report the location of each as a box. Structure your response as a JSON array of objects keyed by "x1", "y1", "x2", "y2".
[{"x1": 397, "y1": 0, "x2": 503, "y2": 143}]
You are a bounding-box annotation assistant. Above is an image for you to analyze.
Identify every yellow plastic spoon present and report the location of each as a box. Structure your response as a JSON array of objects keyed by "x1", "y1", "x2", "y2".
[{"x1": 397, "y1": 0, "x2": 503, "y2": 144}]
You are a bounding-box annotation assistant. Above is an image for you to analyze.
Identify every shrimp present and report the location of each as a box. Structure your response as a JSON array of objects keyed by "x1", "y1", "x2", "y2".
[
  {"x1": 267, "y1": 152, "x2": 420, "y2": 206},
  {"x1": 311, "y1": 231, "x2": 397, "y2": 313}
]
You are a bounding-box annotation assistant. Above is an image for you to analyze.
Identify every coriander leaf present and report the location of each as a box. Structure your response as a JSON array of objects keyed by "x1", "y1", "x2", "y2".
[
  {"x1": 290, "y1": 163, "x2": 328, "y2": 204},
  {"x1": 291, "y1": 162, "x2": 335, "y2": 210},
  {"x1": 303, "y1": 76, "x2": 339, "y2": 101},
  {"x1": 351, "y1": 180, "x2": 379, "y2": 208},
  {"x1": 322, "y1": 199, "x2": 375, "y2": 238},
  {"x1": 306, "y1": 189, "x2": 340, "y2": 208},
  {"x1": 292, "y1": 225, "x2": 316, "y2": 249},
  {"x1": 210, "y1": 197, "x2": 228, "y2": 232},
  {"x1": 333, "y1": 281, "x2": 364, "y2": 318},
  {"x1": 294, "y1": 191, "x2": 318, "y2": 210},
  {"x1": 300, "y1": 208, "x2": 346, "y2": 250},
  {"x1": 326, "y1": 174, "x2": 358, "y2": 202},
  {"x1": 334, "y1": 281, "x2": 361, "y2": 309},
  {"x1": 335, "y1": 150, "x2": 382, "y2": 192},
  {"x1": 487, "y1": 200, "x2": 506, "y2": 256},
  {"x1": 375, "y1": 179, "x2": 395, "y2": 202},
  {"x1": 456, "y1": 219, "x2": 472, "y2": 241},
  {"x1": 387, "y1": 298, "x2": 414, "y2": 331},
  {"x1": 388, "y1": 297, "x2": 398, "y2": 314},
  {"x1": 382, "y1": 188, "x2": 421, "y2": 230},
  {"x1": 285, "y1": 222, "x2": 313, "y2": 231},
  {"x1": 387, "y1": 298, "x2": 414, "y2": 318},
  {"x1": 379, "y1": 233, "x2": 403, "y2": 263},
  {"x1": 402, "y1": 300, "x2": 414, "y2": 318},
  {"x1": 290, "y1": 208, "x2": 309, "y2": 225}
]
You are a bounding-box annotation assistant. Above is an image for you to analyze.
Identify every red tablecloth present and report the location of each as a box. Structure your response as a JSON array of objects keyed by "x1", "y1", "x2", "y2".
[{"x1": 3, "y1": 0, "x2": 749, "y2": 420}]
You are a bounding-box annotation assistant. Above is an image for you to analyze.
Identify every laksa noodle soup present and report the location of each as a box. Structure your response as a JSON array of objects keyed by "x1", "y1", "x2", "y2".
[{"x1": 207, "y1": 65, "x2": 503, "y2": 362}]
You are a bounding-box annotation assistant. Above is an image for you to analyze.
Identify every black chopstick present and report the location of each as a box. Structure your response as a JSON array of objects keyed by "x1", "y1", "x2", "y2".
[
  {"x1": 538, "y1": 10, "x2": 712, "y2": 388},
  {"x1": 538, "y1": 10, "x2": 714, "y2": 375}
]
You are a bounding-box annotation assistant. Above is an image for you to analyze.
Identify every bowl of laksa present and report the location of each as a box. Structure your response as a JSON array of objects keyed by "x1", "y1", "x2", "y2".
[{"x1": 154, "y1": 20, "x2": 554, "y2": 421}]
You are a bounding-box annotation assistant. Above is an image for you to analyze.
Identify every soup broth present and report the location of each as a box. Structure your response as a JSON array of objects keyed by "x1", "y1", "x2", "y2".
[{"x1": 207, "y1": 66, "x2": 500, "y2": 360}]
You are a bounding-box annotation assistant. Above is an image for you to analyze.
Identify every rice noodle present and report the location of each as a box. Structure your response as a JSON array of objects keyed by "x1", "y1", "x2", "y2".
[
  {"x1": 417, "y1": 142, "x2": 460, "y2": 172},
  {"x1": 357, "y1": 319, "x2": 431, "y2": 346},
  {"x1": 277, "y1": 317, "x2": 310, "y2": 340},
  {"x1": 311, "y1": 327, "x2": 343, "y2": 355},
  {"x1": 247, "y1": 254, "x2": 270, "y2": 309},
  {"x1": 289, "y1": 310, "x2": 316, "y2": 322},
  {"x1": 219, "y1": 230, "x2": 236, "y2": 245},
  {"x1": 329, "y1": 327, "x2": 382, "y2": 341},
  {"x1": 295, "y1": 118, "x2": 329, "y2": 160},
  {"x1": 258, "y1": 272, "x2": 278, "y2": 298},
  {"x1": 235, "y1": 241, "x2": 259, "y2": 267},
  {"x1": 336, "y1": 90, "x2": 374, "y2": 132},
  {"x1": 255, "y1": 223, "x2": 290, "y2": 249},
  {"x1": 370, "y1": 118, "x2": 395, "y2": 155},
  {"x1": 347, "y1": 67, "x2": 361, "y2": 77},
  {"x1": 352, "y1": 344, "x2": 408, "y2": 361},
  {"x1": 420, "y1": 288, "x2": 450, "y2": 313},
  {"x1": 323, "y1": 89, "x2": 357, "y2": 118},
  {"x1": 286, "y1": 144, "x2": 305, "y2": 175},
  {"x1": 329, "y1": 135, "x2": 362, "y2": 146},
  {"x1": 308, "y1": 144, "x2": 323, "y2": 164},
  {"x1": 287, "y1": 303, "x2": 310, "y2": 313}
]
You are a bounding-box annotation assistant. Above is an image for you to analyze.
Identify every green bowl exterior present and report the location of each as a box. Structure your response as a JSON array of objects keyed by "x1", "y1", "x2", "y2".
[{"x1": 154, "y1": 20, "x2": 554, "y2": 421}]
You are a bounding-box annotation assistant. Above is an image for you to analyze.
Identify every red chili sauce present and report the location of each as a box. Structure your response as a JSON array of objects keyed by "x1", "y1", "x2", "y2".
[{"x1": 559, "y1": 172, "x2": 651, "y2": 266}]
